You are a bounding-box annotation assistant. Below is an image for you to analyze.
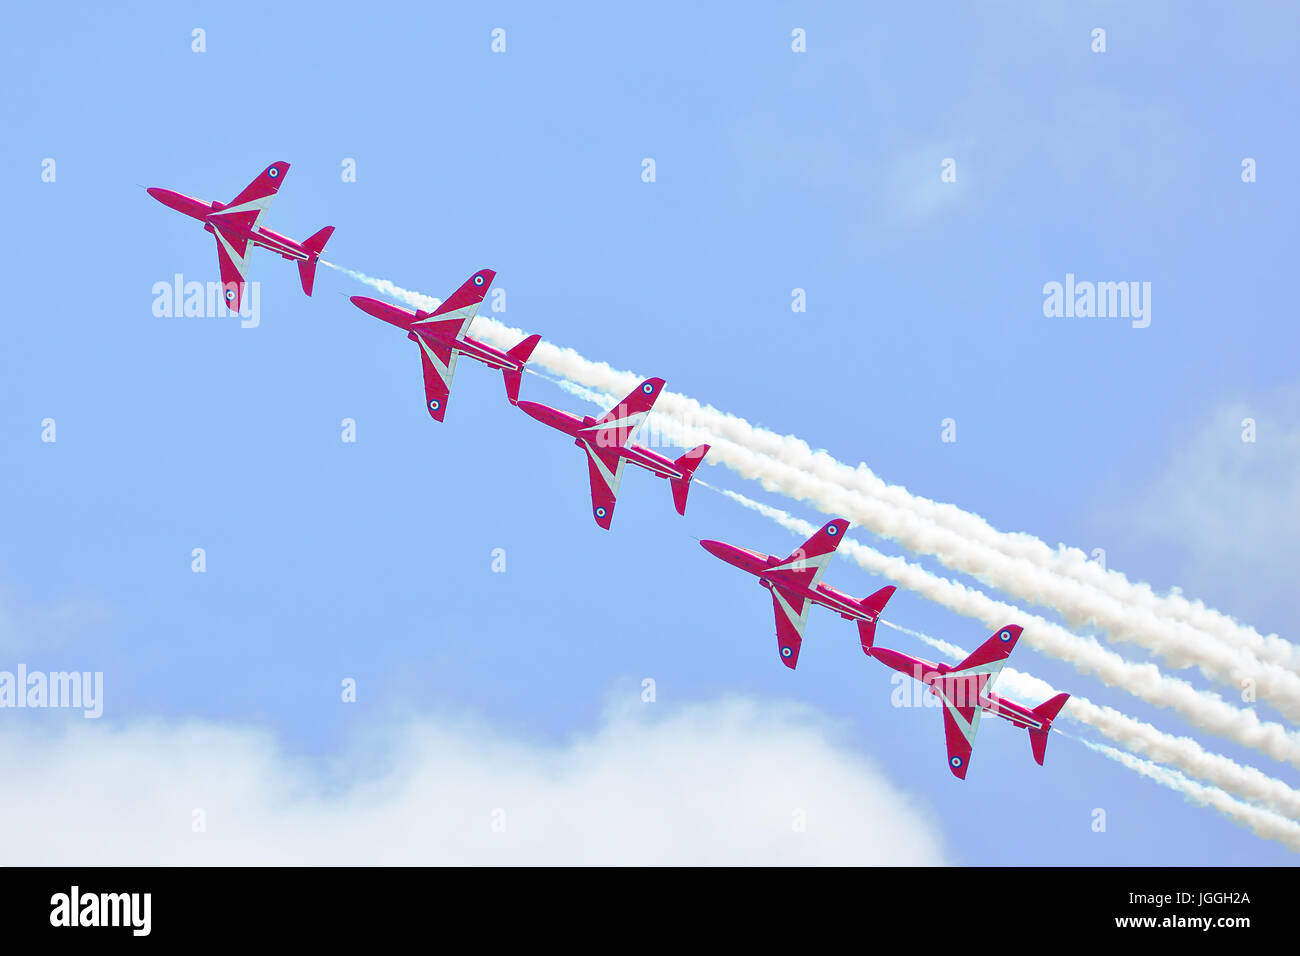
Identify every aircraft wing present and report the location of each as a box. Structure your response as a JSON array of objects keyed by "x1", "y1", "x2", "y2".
[
  {"x1": 582, "y1": 377, "x2": 665, "y2": 451},
  {"x1": 771, "y1": 585, "x2": 811, "y2": 669},
  {"x1": 211, "y1": 161, "x2": 289, "y2": 235},
  {"x1": 764, "y1": 518, "x2": 849, "y2": 593},
  {"x1": 413, "y1": 269, "x2": 495, "y2": 340},
  {"x1": 411, "y1": 331, "x2": 459, "y2": 422},
  {"x1": 939, "y1": 695, "x2": 982, "y2": 779},
  {"x1": 933, "y1": 627, "x2": 1022, "y2": 778},
  {"x1": 581, "y1": 440, "x2": 626, "y2": 529},
  {"x1": 213, "y1": 227, "x2": 251, "y2": 312},
  {"x1": 948, "y1": 625, "x2": 1023, "y2": 695}
]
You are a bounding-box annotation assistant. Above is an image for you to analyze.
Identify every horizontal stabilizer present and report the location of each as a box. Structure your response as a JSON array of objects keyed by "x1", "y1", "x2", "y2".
[
  {"x1": 297, "y1": 259, "x2": 318, "y2": 296},
  {"x1": 297, "y1": 226, "x2": 334, "y2": 296},
  {"x1": 856, "y1": 585, "x2": 896, "y2": 654},
  {"x1": 669, "y1": 444, "x2": 710, "y2": 515},
  {"x1": 503, "y1": 334, "x2": 542, "y2": 404},
  {"x1": 1028, "y1": 692, "x2": 1070, "y2": 766},
  {"x1": 302, "y1": 225, "x2": 334, "y2": 256}
]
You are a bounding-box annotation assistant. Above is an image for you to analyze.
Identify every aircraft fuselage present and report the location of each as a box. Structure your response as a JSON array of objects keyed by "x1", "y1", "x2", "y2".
[
  {"x1": 698, "y1": 539, "x2": 879, "y2": 624},
  {"x1": 516, "y1": 401, "x2": 689, "y2": 480},
  {"x1": 147, "y1": 187, "x2": 311, "y2": 261},
  {"x1": 419, "y1": 331, "x2": 520, "y2": 372},
  {"x1": 870, "y1": 644, "x2": 1043, "y2": 730},
  {"x1": 349, "y1": 295, "x2": 525, "y2": 374}
]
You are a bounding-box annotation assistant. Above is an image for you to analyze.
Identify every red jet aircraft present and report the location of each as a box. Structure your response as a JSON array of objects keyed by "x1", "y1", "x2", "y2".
[
  {"x1": 350, "y1": 270, "x2": 541, "y2": 422},
  {"x1": 700, "y1": 518, "x2": 895, "y2": 669},
  {"x1": 516, "y1": 378, "x2": 709, "y2": 529},
  {"x1": 148, "y1": 162, "x2": 334, "y2": 312},
  {"x1": 863, "y1": 625, "x2": 1070, "y2": 779}
]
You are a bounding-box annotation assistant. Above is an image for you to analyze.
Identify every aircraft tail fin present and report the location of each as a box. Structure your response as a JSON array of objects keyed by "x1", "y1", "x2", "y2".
[
  {"x1": 302, "y1": 225, "x2": 334, "y2": 257},
  {"x1": 502, "y1": 334, "x2": 542, "y2": 404},
  {"x1": 297, "y1": 226, "x2": 335, "y2": 296},
  {"x1": 297, "y1": 259, "x2": 319, "y2": 296},
  {"x1": 1028, "y1": 692, "x2": 1070, "y2": 766},
  {"x1": 856, "y1": 585, "x2": 897, "y2": 655},
  {"x1": 669, "y1": 444, "x2": 710, "y2": 516}
]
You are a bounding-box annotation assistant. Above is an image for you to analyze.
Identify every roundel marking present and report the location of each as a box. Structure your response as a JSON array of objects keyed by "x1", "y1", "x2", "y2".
[
  {"x1": 781, "y1": 646, "x2": 793, "y2": 658},
  {"x1": 267, "y1": 166, "x2": 279, "y2": 178},
  {"x1": 950, "y1": 756, "x2": 963, "y2": 768},
  {"x1": 642, "y1": 382, "x2": 655, "y2": 395},
  {"x1": 429, "y1": 399, "x2": 441, "y2": 411},
  {"x1": 826, "y1": 524, "x2": 839, "y2": 536},
  {"x1": 473, "y1": 274, "x2": 485, "y2": 286},
  {"x1": 595, "y1": 506, "x2": 608, "y2": 518},
  {"x1": 999, "y1": 630, "x2": 1012, "y2": 642},
  {"x1": 225, "y1": 289, "x2": 235, "y2": 301}
]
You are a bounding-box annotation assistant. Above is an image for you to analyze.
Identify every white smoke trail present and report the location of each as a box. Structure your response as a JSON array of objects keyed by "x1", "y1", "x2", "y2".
[
  {"x1": 717, "y1": 488, "x2": 1300, "y2": 770},
  {"x1": 325, "y1": 265, "x2": 1300, "y2": 846},
  {"x1": 323, "y1": 265, "x2": 1299, "y2": 712},
  {"x1": 877, "y1": 621, "x2": 1300, "y2": 821},
  {"x1": 1079, "y1": 740, "x2": 1300, "y2": 853},
  {"x1": 324, "y1": 264, "x2": 441, "y2": 312},
  {"x1": 677, "y1": 433, "x2": 1300, "y2": 714}
]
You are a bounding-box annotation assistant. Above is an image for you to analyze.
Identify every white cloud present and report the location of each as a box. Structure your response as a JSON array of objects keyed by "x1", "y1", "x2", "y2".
[
  {"x1": 0, "y1": 697, "x2": 948, "y2": 865},
  {"x1": 877, "y1": 139, "x2": 978, "y2": 226},
  {"x1": 0, "y1": 589, "x2": 109, "y2": 655},
  {"x1": 1125, "y1": 387, "x2": 1300, "y2": 632}
]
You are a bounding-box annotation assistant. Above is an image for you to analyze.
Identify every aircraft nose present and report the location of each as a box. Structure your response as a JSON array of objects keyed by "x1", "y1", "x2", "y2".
[
  {"x1": 515, "y1": 401, "x2": 546, "y2": 423},
  {"x1": 147, "y1": 187, "x2": 205, "y2": 219},
  {"x1": 699, "y1": 539, "x2": 731, "y2": 562}
]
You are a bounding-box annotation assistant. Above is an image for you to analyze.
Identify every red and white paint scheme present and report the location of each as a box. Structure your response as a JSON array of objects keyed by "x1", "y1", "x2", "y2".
[
  {"x1": 700, "y1": 518, "x2": 895, "y2": 670},
  {"x1": 147, "y1": 162, "x2": 334, "y2": 312},
  {"x1": 516, "y1": 378, "x2": 709, "y2": 530},
  {"x1": 864, "y1": 625, "x2": 1071, "y2": 779},
  {"x1": 350, "y1": 270, "x2": 540, "y2": 422}
]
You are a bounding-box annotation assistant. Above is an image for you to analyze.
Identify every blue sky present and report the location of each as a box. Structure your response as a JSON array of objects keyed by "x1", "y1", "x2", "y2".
[{"x1": 1, "y1": 1, "x2": 1297, "y2": 864}]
